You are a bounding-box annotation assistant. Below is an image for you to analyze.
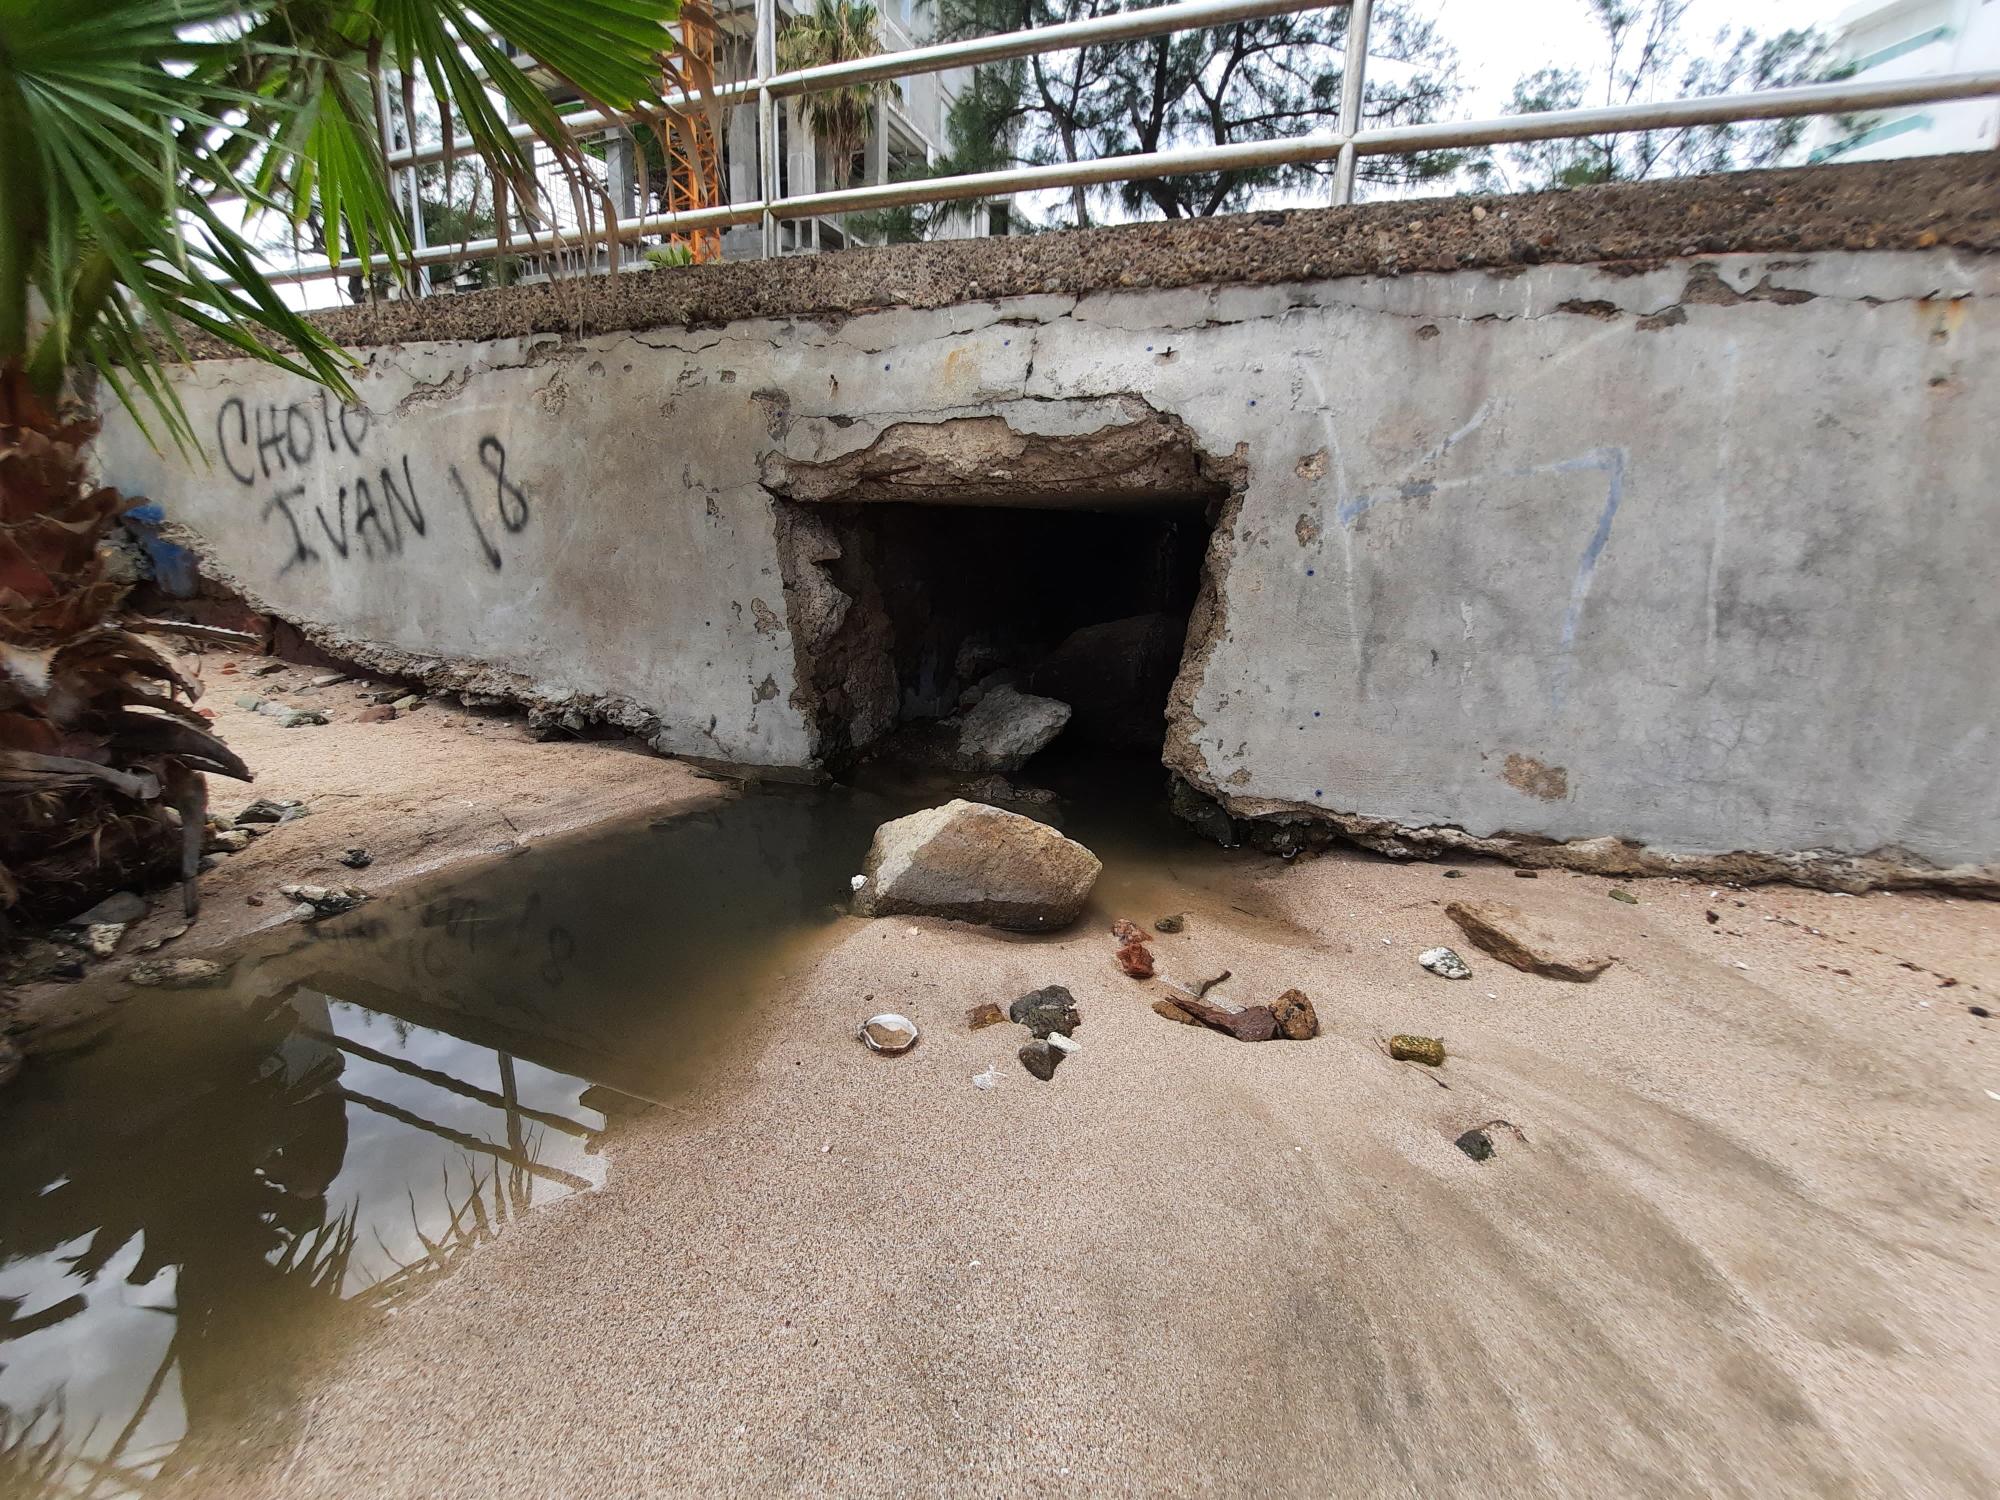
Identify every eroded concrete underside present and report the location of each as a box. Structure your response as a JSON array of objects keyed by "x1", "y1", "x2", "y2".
[{"x1": 98, "y1": 159, "x2": 2000, "y2": 890}]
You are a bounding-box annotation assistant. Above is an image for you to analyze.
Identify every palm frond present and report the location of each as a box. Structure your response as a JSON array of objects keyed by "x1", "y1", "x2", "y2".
[{"x1": 2, "y1": 0, "x2": 678, "y2": 441}]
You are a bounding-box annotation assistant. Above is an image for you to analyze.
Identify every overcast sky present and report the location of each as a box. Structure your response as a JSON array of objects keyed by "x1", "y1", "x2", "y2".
[{"x1": 1431, "y1": 0, "x2": 1849, "y2": 113}]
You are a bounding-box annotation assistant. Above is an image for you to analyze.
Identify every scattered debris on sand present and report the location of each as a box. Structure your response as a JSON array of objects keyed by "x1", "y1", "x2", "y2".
[
  {"x1": 235, "y1": 797, "x2": 306, "y2": 826},
  {"x1": 1419, "y1": 946, "x2": 1473, "y2": 980},
  {"x1": 1018, "y1": 1039, "x2": 1064, "y2": 1081},
  {"x1": 1162, "y1": 991, "x2": 1279, "y2": 1042},
  {"x1": 255, "y1": 701, "x2": 330, "y2": 728},
  {"x1": 1008, "y1": 985, "x2": 1082, "y2": 1039},
  {"x1": 54, "y1": 920, "x2": 127, "y2": 958},
  {"x1": 280, "y1": 884, "x2": 369, "y2": 919},
  {"x1": 1269, "y1": 988, "x2": 1320, "y2": 1040},
  {"x1": 1445, "y1": 899, "x2": 1615, "y2": 982},
  {"x1": 128, "y1": 957, "x2": 231, "y2": 989},
  {"x1": 66, "y1": 892, "x2": 146, "y2": 927},
  {"x1": 1114, "y1": 942, "x2": 1155, "y2": 978},
  {"x1": 1389, "y1": 1034, "x2": 1446, "y2": 1066},
  {"x1": 858, "y1": 1013, "x2": 920, "y2": 1054},
  {"x1": 1455, "y1": 1118, "x2": 1528, "y2": 1161}
]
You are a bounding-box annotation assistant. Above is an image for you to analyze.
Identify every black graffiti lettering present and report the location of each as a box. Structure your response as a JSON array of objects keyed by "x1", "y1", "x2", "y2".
[
  {"x1": 448, "y1": 463, "x2": 505, "y2": 571},
  {"x1": 260, "y1": 484, "x2": 321, "y2": 574},
  {"x1": 379, "y1": 455, "x2": 426, "y2": 540},
  {"x1": 253, "y1": 403, "x2": 290, "y2": 479},
  {"x1": 478, "y1": 436, "x2": 530, "y2": 533},
  {"x1": 317, "y1": 390, "x2": 340, "y2": 454},
  {"x1": 316, "y1": 486, "x2": 352, "y2": 559},
  {"x1": 254, "y1": 431, "x2": 518, "y2": 578},
  {"x1": 353, "y1": 474, "x2": 399, "y2": 558},
  {"x1": 217, "y1": 397, "x2": 256, "y2": 486},
  {"x1": 338, "y1": 402, "x2": 371, "y2": 456},
  {"x1": 284, "y1": 403, "x2": 316, "y2": 468}
]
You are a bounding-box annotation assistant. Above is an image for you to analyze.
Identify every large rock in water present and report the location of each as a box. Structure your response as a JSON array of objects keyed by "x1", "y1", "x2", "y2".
[
  {"x1": 853, "y1": 799, "x2": 1101, "y2": 930},
  {"x1": 952, "y1": 684, "x2": 1071, "y2": 772}
]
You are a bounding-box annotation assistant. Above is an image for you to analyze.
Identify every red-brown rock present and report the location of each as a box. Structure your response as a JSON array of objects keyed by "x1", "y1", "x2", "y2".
[
  {"x1": 1445, "y1": 899, "x2": 1615, "y2": 982},
  {"x1": 1172, "y1": 993, "x2": 1278, "y2": 1042},
  {"x1": 356, "y1": 704, "x2": 397, "y2": 723},
  {"x1": 1270, "y1": 988, "x2": 1319, "y2": 1040},
  {"x1": 1114, "y1": 941, "x2": 1155, "y2": 978},
  {"x1": 1110, "y1": 917, "x2": 1148, "y2": 945}
]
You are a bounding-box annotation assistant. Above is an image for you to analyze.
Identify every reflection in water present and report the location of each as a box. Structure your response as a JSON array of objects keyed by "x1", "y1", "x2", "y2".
[
  {"x1": 0, "y1": 784, "x2": 909, "y2": 1497},
  {"x1": 0, "y1": 767, "x2": 1228, "y2": 1495},
  {"x1": 0, "y1": 984, "x2": 609, "y2": 1496}
]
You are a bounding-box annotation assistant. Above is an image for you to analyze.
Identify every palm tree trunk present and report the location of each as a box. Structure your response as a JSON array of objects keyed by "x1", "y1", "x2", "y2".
[{"x1": 0, "y1": 362, "x2": 250, "y2": 924}]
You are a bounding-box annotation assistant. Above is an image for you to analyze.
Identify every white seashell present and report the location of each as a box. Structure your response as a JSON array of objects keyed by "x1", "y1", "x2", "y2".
[{"x1": 858, "y1": 1012, "x2": 919, "y2": 1054}]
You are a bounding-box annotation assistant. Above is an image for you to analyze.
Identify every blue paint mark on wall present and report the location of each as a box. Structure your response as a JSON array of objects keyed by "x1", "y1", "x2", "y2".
[
  {"x1": 1327, "y1": 443, "x2": 1629, "y2": 711},
  {"x1": 1552, "y1": 448, "x2": 1627, "y2": 711},
  {"x1": 121, "y1": 502, "x2": 200, "y2": 597}
]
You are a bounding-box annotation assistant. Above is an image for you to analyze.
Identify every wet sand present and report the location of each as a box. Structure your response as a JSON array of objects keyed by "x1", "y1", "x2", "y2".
[
  {"x1": 8, "y1": 651, "x2": 717, "y2": 1041},
  {"x1": 167, "y1": 838, "x2": 2000, "y2": 1498}
]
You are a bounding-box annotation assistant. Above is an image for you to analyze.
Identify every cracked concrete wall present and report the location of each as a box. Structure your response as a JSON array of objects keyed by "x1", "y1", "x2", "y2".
[{"x1": 98, "y1": 243, "x2": 2000, "y2": 882}]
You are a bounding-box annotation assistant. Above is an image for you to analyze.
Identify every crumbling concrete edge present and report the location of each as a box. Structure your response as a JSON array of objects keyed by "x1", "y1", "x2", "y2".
[
  {"x1": 171, "y1": 156, "x2": 2000, "y2": 357},
  {"x1": 156, "y1": 520, "x2": 815, "y2": 780},
  {"x1": 1175, "y1": 780, "x2": 2000, "y2": 897},
  {"x1": 1162, "y1": 450, "x2": 1247, "y2": 801}
]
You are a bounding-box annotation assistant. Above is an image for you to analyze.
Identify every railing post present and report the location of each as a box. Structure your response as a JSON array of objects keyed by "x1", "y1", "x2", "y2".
[
  {"x1": 375, "y1": 66, "x2": 432, "y2": 296},
  {"x1": 1332, "y1": 0, "x2": 1373, "y2": 206},
  {"x1": 757, "y1": 0, "x2": 780, "y2": 258},
  {"x1": 404, "y1": 136, "x2": 432, "y2": 296}
]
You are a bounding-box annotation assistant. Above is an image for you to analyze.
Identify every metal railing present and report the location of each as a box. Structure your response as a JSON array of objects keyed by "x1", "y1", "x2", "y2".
[{"x1": 271, "y1": 0, "x2": 2000, "y2": 288}]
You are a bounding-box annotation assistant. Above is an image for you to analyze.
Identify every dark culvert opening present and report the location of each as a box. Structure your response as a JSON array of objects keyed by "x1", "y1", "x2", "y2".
[{"x1": 765, "y1": 408, "x2": 1237, "y2": 793}]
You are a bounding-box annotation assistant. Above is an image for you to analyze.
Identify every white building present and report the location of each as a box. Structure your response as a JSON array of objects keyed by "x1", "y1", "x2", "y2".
[
  {"x1": 1805, "y1": 0, "x2": 2000, "y2": 162},
  {"x1": 714, "y1": 0, "x2": 989, "y2": 257}
]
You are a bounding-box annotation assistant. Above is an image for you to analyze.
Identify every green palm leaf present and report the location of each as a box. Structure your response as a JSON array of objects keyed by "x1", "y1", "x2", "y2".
[{"x1": 0, "y1": 0, "x2": 678, "y2": 445}]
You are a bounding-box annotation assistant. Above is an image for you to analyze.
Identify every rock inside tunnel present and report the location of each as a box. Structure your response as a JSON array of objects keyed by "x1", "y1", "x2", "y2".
[{"x1": 766, "y1": 407, "x2": 1236, "y2": 777}]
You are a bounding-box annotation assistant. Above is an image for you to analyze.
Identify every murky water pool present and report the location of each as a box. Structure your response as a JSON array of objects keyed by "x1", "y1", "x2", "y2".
[{"x1": 0, "y1": 762, "x2": 1238, "y2": 1494}]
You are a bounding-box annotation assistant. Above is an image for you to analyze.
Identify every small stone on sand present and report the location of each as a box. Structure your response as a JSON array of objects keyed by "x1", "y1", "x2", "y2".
[{"x1": 1390, "y1": 1034, "x2": 1446, "y2": 1066}]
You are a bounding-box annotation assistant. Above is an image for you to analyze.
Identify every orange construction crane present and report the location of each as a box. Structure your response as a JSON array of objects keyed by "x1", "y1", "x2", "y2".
[{"x1": 655, "y1": 0, "x2": 727, "y2": 263}]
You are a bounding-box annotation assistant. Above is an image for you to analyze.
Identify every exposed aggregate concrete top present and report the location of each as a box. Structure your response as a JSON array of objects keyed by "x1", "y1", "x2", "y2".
[{"x1": 242, "y1": 156, "x2": 1999, "y2": 354}]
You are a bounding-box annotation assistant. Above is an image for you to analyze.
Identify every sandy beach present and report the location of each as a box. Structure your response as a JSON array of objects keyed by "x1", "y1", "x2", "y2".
[{"x1": 154, "y1": 812, "x2": 2000, "y2": 1498}]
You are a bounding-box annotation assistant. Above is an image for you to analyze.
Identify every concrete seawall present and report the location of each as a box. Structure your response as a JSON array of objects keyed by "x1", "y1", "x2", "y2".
[{"x1": 98, "y1": 158, "x2": 2000, "y2": 889}]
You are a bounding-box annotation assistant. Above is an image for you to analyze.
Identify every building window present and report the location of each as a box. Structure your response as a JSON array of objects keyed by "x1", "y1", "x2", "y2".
[
  {"x1": 1808, "y1": 111, "x2": 1937, "y2": 162},
  {"x1": 1850, "y1": 25, "x2": 1953, "y2": 74}
]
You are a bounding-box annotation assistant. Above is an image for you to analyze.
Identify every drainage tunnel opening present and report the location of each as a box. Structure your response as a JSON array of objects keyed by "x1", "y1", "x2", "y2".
[{"x1": 778, "y1": 493, "x2": 1225, "y2": 777}]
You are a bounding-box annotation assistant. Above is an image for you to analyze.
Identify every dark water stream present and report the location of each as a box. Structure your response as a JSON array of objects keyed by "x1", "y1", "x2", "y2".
[{"x1": 0, "y1": 762, "x2": 1237, "y2": 1495}]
